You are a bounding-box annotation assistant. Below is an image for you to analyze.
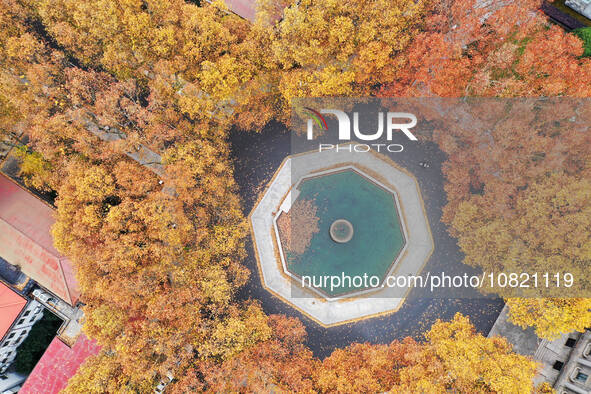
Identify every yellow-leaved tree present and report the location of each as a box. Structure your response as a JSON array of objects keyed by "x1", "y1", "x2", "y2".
[
  {"x1": 506, "y1": 298, "x2": 591, "y2": 340},
  {"x1": 264, "y1": 0, "x2": 429, "y2": 121},
  {"x1": 393, "y1": 313, "x2": 539, "y2": 393},
  {"x1": 313, "y1": 314, "x2": 539, "y2": 393}
]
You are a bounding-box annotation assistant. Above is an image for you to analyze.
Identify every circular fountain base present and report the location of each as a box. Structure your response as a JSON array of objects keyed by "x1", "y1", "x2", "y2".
[{"x1": 330, "y1": 219, "x2": 354, "y2": 243}]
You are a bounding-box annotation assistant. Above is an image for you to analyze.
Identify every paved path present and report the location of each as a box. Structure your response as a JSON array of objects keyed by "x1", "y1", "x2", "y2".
[
  {"x1": 250, "y1": 151, "x2": 433, "y2": 325},
  {"x1": 230, "y1": 121, "x2": 503, "y2": 358}
]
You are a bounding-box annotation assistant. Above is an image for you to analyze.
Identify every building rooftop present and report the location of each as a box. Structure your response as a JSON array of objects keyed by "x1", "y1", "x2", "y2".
[
  {"x1": 225, "y1": 0, "x2": 256, "y2": 21},
  {"x1": 0, "y1": 173, "x2": 79, "y2": 305},
  {"x1": 487, "y1": 304, "x2": 540, "y2": 356},
  {"x1": 206, "y1": 0, "x2": 284, "y2": 23},
  {"x1": 19, "y1": 334, "x2": 100, "y2": 394},
  {"x1": 0, "y1": 281, "x2": 26, "y2": 340}
]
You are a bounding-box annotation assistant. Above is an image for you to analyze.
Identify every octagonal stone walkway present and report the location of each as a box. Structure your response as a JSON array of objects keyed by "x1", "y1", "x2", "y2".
[{"x1": 249, "y1": 148, "x2": 434, "y2": 326}]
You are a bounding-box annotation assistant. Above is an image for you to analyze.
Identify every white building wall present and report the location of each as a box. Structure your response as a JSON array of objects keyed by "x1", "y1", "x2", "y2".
[
  {"x1": 0, "y1": 371, "x2": 26, "y2": 393},
  {"x1": 0, "y1": 300, "x2": 43, "y2": 373},
  {"x1": 565, "y1": 0, "x2": 591, "y2": 19}
]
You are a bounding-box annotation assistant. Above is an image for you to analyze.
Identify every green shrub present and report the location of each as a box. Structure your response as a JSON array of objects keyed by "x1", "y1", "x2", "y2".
[{"x1": 572, "y1": 27, "x2": 591, "y2": 57}]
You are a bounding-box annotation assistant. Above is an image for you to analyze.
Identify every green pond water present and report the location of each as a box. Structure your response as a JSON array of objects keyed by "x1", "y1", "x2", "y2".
[{"x1": 285, "y1": 170, "x2": 405, "y2": 297}]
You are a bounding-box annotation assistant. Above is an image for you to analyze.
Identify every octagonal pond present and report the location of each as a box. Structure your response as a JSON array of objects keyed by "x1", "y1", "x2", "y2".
[{"x1": 278, "y1": 168, "x2": 406, "y2": 297}]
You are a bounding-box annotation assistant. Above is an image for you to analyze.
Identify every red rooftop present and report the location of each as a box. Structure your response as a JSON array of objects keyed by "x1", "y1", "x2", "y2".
[
  {"x1": 0, "y1": 174, "x2": 80, "y2": 305},
  {"x1": 19, "y1": 334, "x2": 100, "y2": 394},
  {"x1": 0, "y1": 281, "x2": 27, "y2": 340}
]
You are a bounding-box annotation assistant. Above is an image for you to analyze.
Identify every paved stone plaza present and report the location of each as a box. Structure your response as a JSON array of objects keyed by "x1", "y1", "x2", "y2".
[
  {"x1": 566, "y1": 0, "x2": 591, "y2": 19},
  {"x1": 250, "y1": 148, "x2": 434, "y2": 326}
]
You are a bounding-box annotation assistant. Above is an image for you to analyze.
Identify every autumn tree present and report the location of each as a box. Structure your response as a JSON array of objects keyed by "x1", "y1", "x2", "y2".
[
  {"x1": 167, "y1": 313, "x2": 538, "y2": 393},
  {"x1": 277, "y1": 199, "x2": 320, "y2": 255},
  {"x1": 433, "y1": 98, "x2": 591, "y2": 338},
  {"x1": 30, "y1": 0, "x2": 268, "y2": 129},
  {"x1": 62, "y1": 352, "x2": 142, "y2": 394},
  {"x1": 48, "y1": 130, "x2": 267, "y2": 388},
  {"x1": 2, "y1": 0, "x2": 588, "y2": 390},
  {"x1": 0, "y1": 0, "x2": 272, "y2": 388},
  {"x1": 393, "y1": 314, "x2": 539, "y2": 393},
  {"x1": 379, "y1": 0, "x2": 591, "y2": 97},
  {"x1": 378, "y1": 0, "x2": 591, "y2": 338},
  {"x1": 314, "y1": 342, "x2": 401, "y2": 393},
  {"x1": 315, "y1": 313, "x2": 539, "y2": 393},
  {"x1": 449, "y1": 171, "x2": 591, "y2": 294},
  {"x1": 506, "y1": 298, "x2": 591, "y2": 340},
  {"x1": 251, "y1": 0, "x2": 430, "y2": 125},
  {"x1": 170, "y1": 315, "x2": 317, "y2": 393}
]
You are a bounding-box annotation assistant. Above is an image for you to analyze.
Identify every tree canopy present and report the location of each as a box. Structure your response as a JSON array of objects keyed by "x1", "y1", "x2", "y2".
[{"x1": 0, "y1": 0, "x2": 588, "y2": 390}]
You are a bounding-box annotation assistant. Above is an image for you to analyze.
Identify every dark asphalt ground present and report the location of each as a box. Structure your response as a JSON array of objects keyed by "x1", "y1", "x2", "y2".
[{"x1": 229, "y1": 121, "x2": 503, "y2": 359}]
